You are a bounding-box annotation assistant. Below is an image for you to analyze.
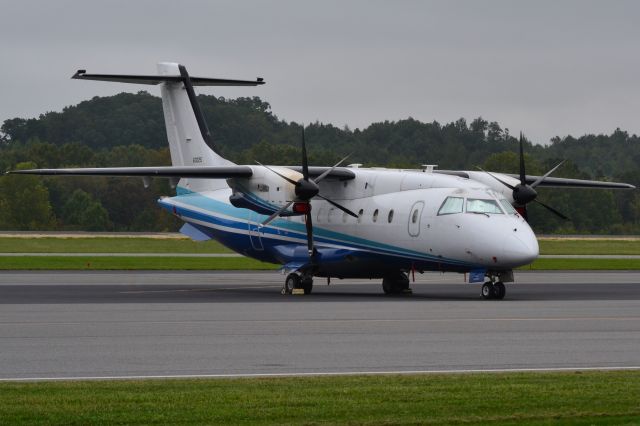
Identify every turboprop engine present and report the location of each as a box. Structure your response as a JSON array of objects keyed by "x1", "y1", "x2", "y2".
[{"x1": 227, "y1": 165, "x2": 301, "y2": 216}]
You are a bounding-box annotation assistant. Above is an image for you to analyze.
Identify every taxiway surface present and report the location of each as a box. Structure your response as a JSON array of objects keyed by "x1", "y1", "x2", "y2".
[{"x1": 0, "y1": 271, "x2": 639, "y2": 380}]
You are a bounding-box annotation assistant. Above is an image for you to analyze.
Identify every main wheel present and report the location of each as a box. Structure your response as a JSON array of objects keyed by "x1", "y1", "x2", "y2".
[
  {"x1": 493, "y1": 282, "x2": 506, "y2": 300},
  {"x1": 285, "y1": 273, "x2": 300, "y2": 294},
  {"x1": 481, "y1": 282, "x2": 494, "y2": 299},
  {"x1": 382, "y1": 278, "x2": 401, "y2": 294},
  {"x1": 382, "y1": 273, "x2": 409, "y2": 295},
  {"x1": 301, "y1": 276, "x2": 313, "y2": 295}
]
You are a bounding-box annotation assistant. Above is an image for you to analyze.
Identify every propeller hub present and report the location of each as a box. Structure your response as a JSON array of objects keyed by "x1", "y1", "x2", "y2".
[
  {"x1": 295, "y1": 179, "x2": 319, "y2": 200},
  {"x1": 513, "y1": 184, "x2": 537, "y2": 205}
]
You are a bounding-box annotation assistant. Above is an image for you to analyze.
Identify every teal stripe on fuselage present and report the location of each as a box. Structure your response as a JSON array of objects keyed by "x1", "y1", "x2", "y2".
[{"x1": 163, "y1": 187, "x2": 476, "y2": 268}]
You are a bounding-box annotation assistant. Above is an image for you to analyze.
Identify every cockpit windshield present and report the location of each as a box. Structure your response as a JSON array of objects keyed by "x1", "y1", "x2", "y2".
[
  {"x1": 466, "y1": 198, "x2": 503, "y2": 214},
  {"x1": 499, "y1": 199, "x2": 518, "y2": 215},
  {"x1": 437, "y1": 196, "x2": 464, "y2": 215},
  {"x1": 438, "y1": 195, "x2": 518, "y2": 216}
]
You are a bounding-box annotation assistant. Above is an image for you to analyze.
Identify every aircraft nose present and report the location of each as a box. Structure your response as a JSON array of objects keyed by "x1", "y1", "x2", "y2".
[{"x1": 501, "y1": 230, "x2": 539, "y2": 267}]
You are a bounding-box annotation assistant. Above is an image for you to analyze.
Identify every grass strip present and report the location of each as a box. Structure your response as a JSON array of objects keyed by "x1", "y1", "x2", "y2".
[
  {"x1": 538, "y1": 239, "x2": 640, "y2": 255},
  {"x1": 0, "y1": 256, "x2": 278, "y2": 270},
  {"x1": 521, "y1": 258, "x2": 640, "y2": 270},
  {"x1": 0, "y1": 237, "x2": 231, "y2": 253},
  {"x1": 0, "y1": 371, "x2": 639, "y2": 425}
]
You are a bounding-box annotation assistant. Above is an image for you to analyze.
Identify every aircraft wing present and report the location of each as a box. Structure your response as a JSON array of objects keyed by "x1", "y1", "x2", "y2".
[
  {"x1": 436, "y1": 170, "x2": 635, "y2": 190},
  {"x1": 7, "y1": 166, "x2": 254, "y2": 178},
  {"x1": 7, "y1": 165, "x2": 356, "y2": 180},
  {"x1": 507, "y1": 174, "x2": 635, "y2": 189}
]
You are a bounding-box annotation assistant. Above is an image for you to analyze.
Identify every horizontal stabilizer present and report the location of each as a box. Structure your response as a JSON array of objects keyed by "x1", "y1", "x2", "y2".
[
  {"x1": 72, "y1": 70, "x2": 265, "y2": 86},
  {"x1": 7, "y1": 166, "x2": 253, "y2": 179}
]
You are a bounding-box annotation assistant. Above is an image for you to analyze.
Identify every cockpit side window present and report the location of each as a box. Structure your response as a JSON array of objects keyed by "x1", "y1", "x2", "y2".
[
  {"x1": 466, "y1": 198, "x2": 503, "y2": 214},
  {"x1": 438, "y1": 196, "x2": 464, "y2": 215},
  {"x1": 500, "y1": 199, "x2": 518, "y2": 215}
]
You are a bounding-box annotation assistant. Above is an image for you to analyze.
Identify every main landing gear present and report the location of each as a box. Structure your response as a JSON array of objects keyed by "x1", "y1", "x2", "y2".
[
  {"x1": 481, "y1": 281, "x2": 506, "y2": 300},
  {"x1": 382, "y1": 272, "x2": 412, "y2": 295},
  {"x1": 282, "y1": 272, "x2": 313, "y2": 295}
]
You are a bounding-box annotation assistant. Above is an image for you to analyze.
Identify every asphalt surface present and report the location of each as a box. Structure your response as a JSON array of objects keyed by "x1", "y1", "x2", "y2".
[{"x1": 0, "y1": 271, "x2": 639, "y2": 380}]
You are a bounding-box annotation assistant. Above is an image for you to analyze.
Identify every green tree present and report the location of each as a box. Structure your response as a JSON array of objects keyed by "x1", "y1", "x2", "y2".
[
  {"x1": 61, "y1": 189, "x2": 110, "y2": 231},
  {"x1": 0, "y1": 162, "x2": 55, "y2": 230}
]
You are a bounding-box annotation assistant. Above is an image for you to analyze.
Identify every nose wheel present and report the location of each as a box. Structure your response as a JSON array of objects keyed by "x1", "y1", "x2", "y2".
[{"x1": 481, "y1": 281, "x2": 506, "y2": 300}]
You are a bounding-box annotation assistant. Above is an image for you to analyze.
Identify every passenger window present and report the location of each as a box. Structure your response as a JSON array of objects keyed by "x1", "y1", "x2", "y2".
[
  {"x1": 411, "y1": 209, "x2": 419, "y2": 223},
  {"x1": 357, "y1": 209, "x2": 364, "y2": 223},
  {"x1": 438, "y1": 197, "x2": 464, "y2": 215},
  {"x1": 373, "y1": 209, "x2": 379, "y2": 222},
  {"x1": 388, "y1": 209, "x2": 394, "y2": 223}
]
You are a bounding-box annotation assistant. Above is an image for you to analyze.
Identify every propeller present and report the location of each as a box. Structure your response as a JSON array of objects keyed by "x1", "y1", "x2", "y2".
[
  {"x1": 258, "y1": 127, "x2": 357, "y2": 258},
  {"x1": 478, "y1": 133, "x2": 569, "y2": 221}
]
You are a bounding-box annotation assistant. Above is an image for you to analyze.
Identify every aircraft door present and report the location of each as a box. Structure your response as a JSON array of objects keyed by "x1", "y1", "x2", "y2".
[
  {"x1": 408, "y1": 201, "x2": 424, "y2": 237},
  {"x1": 248, "y1": 211, "x2": 264, "y2": 251}
]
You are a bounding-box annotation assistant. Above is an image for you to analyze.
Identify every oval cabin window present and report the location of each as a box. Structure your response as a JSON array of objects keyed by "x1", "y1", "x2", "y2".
[
  {"x1": 412, "y1": 209, "x2": 419, "y2": 224},
  {"x1": 373, "y1": 209, "x2": 379, "y2": 222},
  {"x1": 388, "y1": 210, "x2": 394, "y2": 223}
]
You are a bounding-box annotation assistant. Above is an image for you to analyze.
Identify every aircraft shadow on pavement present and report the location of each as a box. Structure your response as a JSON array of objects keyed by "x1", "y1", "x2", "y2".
[{"x1": 1, "y1": 283, "x2": 639, "y2": 304}]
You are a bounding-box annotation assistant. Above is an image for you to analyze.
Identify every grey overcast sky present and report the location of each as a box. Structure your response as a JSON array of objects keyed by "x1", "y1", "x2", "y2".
[{"x1": 1, "y1": 0, "x2": 638, "y2": 145}]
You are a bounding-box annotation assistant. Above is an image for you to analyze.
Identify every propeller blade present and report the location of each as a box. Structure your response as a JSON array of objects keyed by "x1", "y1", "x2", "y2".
[
  {"x1": 304, "y1": 208, "x2": 314, "y2": 256},
  {"x1": 475, "y1": 166, "x2": 516, "y2": 190},
  {"x1": 317, "y1": 194, "x2": 358, "y2": 218},
  {"x1": 261, "y1": 201, "x2": 294, "y2": 226},
  {"x1": 519, "y1": 132, "x2": 526, "y2": 185},
  {"x1": 301, "y1": 127, "x2": 310, "y2": 181},
  {"x1": 255, "y1": 161, "x2": 298, "y2": 186},
  {"x1": 313, "y1": 153, "x2": 352, "y2": 184},
  {"x1": 530, "y1": 160, "x2": 566, "y2": 188},
  {"x1": 534, "y1": 199, "x2": 569, "y2": 220}
]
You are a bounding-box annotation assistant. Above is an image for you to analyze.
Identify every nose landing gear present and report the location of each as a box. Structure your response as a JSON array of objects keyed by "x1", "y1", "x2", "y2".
[{"x1": 481, "y1": 281, "x2": 506, "y2": 300}]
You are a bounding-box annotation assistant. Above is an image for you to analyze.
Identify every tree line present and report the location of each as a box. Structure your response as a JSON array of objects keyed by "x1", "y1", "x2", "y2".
[{"x1": 0, "y1": 92, "x2": 638, "y2": 234}]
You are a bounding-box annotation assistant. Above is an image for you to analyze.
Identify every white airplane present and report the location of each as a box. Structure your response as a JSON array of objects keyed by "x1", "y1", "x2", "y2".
[{"x1": 11, "y1": 63, "x2": 635, "y2": 299}]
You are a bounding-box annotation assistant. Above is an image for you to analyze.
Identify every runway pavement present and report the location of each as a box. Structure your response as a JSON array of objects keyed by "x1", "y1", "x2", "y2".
[{"x1": 0, "y1": 271, "x2": 639, "y2": 380}]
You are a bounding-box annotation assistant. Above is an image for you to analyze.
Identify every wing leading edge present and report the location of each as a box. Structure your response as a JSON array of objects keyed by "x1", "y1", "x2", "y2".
[
  {"x1": 7, "y1": 165, "x2": 356, "y2": 180},
  {"x1": 508, "y1": 174, "x2": 635, "y2": 189},
  {"x1": 7, "y1": 166, "x2": 254, "y2": 178},
  {"x1": 435, "y1": 170, "x2": 635, "y2": 190}
]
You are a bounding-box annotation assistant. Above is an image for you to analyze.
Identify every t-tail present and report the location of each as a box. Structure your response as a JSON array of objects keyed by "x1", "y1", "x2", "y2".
[{"x1": 71, "y1": 63, "x2": 264, "y2": 191}]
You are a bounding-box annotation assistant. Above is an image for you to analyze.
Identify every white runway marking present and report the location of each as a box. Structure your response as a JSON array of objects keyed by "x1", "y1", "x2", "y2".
[{"x1": 2, "y1": 366, "x2": 639, "y2": 382}]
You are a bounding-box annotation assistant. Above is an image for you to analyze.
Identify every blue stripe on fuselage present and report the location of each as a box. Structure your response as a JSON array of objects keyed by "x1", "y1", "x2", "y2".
[{"x1": 159, "y1": 188, "x2": 480, "y2": 271}]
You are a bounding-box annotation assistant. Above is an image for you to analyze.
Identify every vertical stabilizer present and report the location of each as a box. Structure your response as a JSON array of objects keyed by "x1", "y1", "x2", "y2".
[
  {"x1": 157, "y1": 62, "x2": 233, "y2": 192},
  {"x1": 70, "y1": 63, "x2": 264, "y2": 193}
]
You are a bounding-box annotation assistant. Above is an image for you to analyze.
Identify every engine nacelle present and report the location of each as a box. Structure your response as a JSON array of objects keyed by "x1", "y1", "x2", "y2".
[{"x1": 227, "y1": 165, "x2": 301, "y2": 215}]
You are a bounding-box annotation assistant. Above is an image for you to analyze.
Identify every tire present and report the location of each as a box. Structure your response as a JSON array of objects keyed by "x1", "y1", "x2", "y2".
[
  {"x1": 382, "y1": 275, "x2": 404, "y2": 295},
  {"x1": 493, "y1": 282, "x2": 506, "y2": 300},
  {"x1": 285, "y1": 273, "x2": 300, "y2": 294},
  {"x1": 301, "y1": 276, "x2": 313, "y2": 295},
  {"x1": 481, "y1": 282, "x2": 494, "y2": 300}
]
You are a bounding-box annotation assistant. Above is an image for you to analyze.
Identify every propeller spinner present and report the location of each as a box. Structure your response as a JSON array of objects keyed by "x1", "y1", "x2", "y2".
[
  {"x1": 478, "y1": 133, "x2": 569, "y2": 221},
  {"x1": 258, "y1": 128, "x2": 357, "y2": 258}
]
